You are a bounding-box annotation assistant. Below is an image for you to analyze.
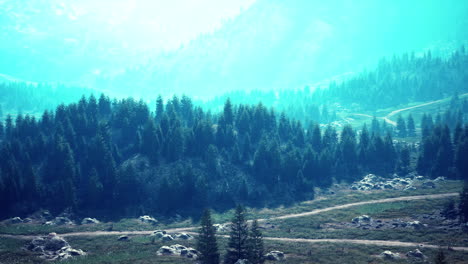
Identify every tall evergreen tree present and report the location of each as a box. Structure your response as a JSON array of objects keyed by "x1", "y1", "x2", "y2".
[
  {"x1": 396, "y1": 115, "x2": 407, "y2": 137},
  {"x1": 434, "y1": 248, "x2": 448, "y2": 264},
  {"x1": 248, "y1": 219, "x2": 265, "y2": 264},
  {"x1": 459, "y1": 182, "x2": 468, "y2": 224},
  {"x1": 225, "y1": 205, "x2": 249, "y2": 264},
  {"x1": 196, "y1": 209, "x2": 220, "y2": 264},
  {"x1": 407, "y1": 114, "x2": 416, "y2": 136}
]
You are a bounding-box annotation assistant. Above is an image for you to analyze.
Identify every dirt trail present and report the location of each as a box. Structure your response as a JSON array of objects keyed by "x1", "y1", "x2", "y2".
[
  {"x1": 382, "y1": 92, "x2": 468, "y2": 126},
  {"x1": 262, "y1": 237, "x2": 468, "y2": 252},
  {"x1": 256, "y1": 192, "x2": 458, "y2": 222},
  {"x1": 1, "y1": 193, "x2": 458, "y2": 239}
]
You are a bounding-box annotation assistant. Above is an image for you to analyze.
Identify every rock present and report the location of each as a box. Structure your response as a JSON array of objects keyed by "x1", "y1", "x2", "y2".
[
  {"x1": 23, "y1": 218, "x2": 32, "y2": 223},
  {"x1": 157, "y1": 244, "x2": 199, "y2": 259},
  {"x1": 415, "y1": 176, "x2": 424, "y2": 180},
  {"x1": 352, "y1": 215, "x2": 372, "y2": 225},
  {"x1": 406, "y1": 249, "x2": 427, "y2": 259},
  {"x1": 175, "y1": 233, "x2": 192, "y2": 240},
  {"x1": 264, "y1": 251, "x2": 285, "y2": 261},
  {"x1": 213, "y1": 223, "x2": 231, "y2": 232},
  {"x1": 404, "y1": 185, "x2": 417, "y2": 191},
  {"x1": 408, "y1": 221, "x2": 425, "y2": 229},
  {"x1": 81, "y1": 217, "x2": 100, "y2": 225},
  {"x1": 161, "y1": 234, "x2": 174, "y2": 242},
  {"x1": 44, "y1": 217, "x2": 74, "y2": 226},
  {"x1": 235, "y1": 259, "x2": 250, "y2": 264},
  {"x1": 27, "y1": 233, "x2": 85, "y2": 261},
  {"x1": 139, "y1": 215, "x2": 158, "y2": 225},
  {"x1": 152, "y1": 230, "x2": 166, "y2": 239},
  {"x1": 157, "y1": 246, "x2": 178, "y2": 256},
  {"x1": 434, "y1": 176, "x2": 446, "y2": 182},
  {"x1": 118, "y1": 235, "x2": 130, "y2": 241},
  {"x1": 421, "y1": 181, "x2": 436, "y2": 189},
  {"x1": 379, "y1": 250, "x2": 401, "y2": 260},
  {"x1": 8, "y1": 217, "x2": 23, "y2": 224}
]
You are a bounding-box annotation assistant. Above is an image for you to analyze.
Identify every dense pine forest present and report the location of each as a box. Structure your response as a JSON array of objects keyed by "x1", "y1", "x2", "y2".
[
  {"x1": 0, "y1": 82, "x2": 93, "y2": 117},
  {"x1": 205, "y1": 47, "x2": 468, "y2": 125},
  {"x1": 0, "y1": 93, "x2": 467, "y2": 221}
]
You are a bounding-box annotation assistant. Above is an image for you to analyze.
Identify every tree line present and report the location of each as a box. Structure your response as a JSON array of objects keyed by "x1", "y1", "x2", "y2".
[{"x1": 0, "y1": 94, "x2": 467, "y2": 220}]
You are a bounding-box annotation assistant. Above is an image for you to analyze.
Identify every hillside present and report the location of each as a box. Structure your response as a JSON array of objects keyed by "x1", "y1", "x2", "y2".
[{"x1": 1, "y1": 94, "x2": 467, "y2": 222}]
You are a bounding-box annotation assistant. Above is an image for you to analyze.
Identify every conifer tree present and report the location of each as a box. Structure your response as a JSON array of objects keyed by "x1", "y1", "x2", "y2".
[
  {"x1": 196, "y1": 209, "x2": 220, "y2": 264},
  {"x1": 459, "y1": 182, "x2": 468, "y2": 224},
  {"x1": 225, "y1": 205, "x2": 249, "y2": 264},
  {"x1": 248, "y1": 219, "x2": 265, "y2": 264},
  {"x1": 407, "y1": 114, "x2": 416, "y2": 136},
  {"x1": 434, "y1": 248, "x2": 448, "y2": 264},
  {"x1": 396, "y1": 115, "x2": 407, "y2": 137}
]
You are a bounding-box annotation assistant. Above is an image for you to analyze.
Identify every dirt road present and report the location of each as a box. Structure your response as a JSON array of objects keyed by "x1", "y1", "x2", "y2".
[
  {"x1": 1, "y1": 192, "x2": 458, "y2": 240},
  {"x1": 382, "y1": 92, "x2": 468, "y2": 126}
]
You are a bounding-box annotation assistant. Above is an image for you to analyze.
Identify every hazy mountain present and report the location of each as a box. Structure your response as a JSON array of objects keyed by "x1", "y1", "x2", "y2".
[{"x1": 1, "y1": 0, "x2": 467, "y2": 99}]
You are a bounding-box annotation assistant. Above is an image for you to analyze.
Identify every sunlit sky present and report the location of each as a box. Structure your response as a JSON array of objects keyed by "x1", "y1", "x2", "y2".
[{"x1": 54, "y1": 0, "x2": 257, "y2": 51}]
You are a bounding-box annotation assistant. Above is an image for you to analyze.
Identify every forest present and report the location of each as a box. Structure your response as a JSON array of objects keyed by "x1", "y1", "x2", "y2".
[
  {"x1": 205, "y1": 47, "x2": 468, "y2": 125},
  {"x1": 0, "y1": 92, "x2": 467, "y2": 221}
]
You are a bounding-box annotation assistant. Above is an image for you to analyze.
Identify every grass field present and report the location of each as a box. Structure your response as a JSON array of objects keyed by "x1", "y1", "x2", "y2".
[{"x1": 0, "y1": 180, "x2": 466, "y2": 263}]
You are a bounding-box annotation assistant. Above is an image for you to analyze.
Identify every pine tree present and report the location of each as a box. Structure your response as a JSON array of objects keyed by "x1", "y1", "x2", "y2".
[
  {"x1": 225, "y1": 205, "x2": 249, "y2": 264},
  {"x1": 156, "y1": 95, "x2": 164, "y2": 122},
  {"x1": 434, "y1": 248, "x2": 448, "y2": 264},
  {"x1": 196, "y1": 209, "x2": 220, "y2": 264},
  {"x1": 248, "y1": 219, "x2": 265, "y2": 264},
  {"x1": 223, "y1": 98, "x2": 234, "y2": 127},
  {"x1": 459, "y1": 182, "x2": 468, "y2": 223},
  {"x1": 396, "y1": 115, "x2": 407, "y2": 137},
  {"x1": 407, "y1": 114, "x2": 416, "y2": 136},
  {"x1": 371, "y1": 116, "x2": 381, "y2": 136}
]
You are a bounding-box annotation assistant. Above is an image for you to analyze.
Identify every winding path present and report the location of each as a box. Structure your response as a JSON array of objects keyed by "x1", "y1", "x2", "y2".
[{"x1": 2, "y1": 192, "x2": 465, "y2": 251}]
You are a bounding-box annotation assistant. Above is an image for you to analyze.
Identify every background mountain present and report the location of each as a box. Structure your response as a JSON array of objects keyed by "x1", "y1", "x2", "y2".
[{"x1": 1, "y1": 0, "x2": 468, "y2": 99}]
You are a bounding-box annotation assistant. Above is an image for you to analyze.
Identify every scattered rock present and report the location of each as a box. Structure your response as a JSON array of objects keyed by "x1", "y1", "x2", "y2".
[
  {"x1": 421, "y1": 181, "x2": 436, "y2": 189},
  {"x1": 161, "y1": 234, "x2": 174, "y2": 242},
  {"x1": 27, "y1": 233, "x2": 86, "y2": 261},
  {"x1": 352, "y1": 215, "x2": 372, "y2": 225},
  {"x1": 81, "y1": 217, "x2": 100, "y2": 225},
  {"x1": 139, "y1": 215, "x2": 158, "y2": 225},
  {"x1": 408, "y1": 221, "x2": 426, "y2": 229},
  {"x1": 118, "y1": 235, "x2": 130, "y2": 241},
  {"x1": 264, "y1": 251, "x2": 285, "y2": 261},
  {"x1": 175, "y1": 233, "x2": 192, "y2": 240},
  {"x1": 8, "y1": 217, "x2": 24, "y2": 224},
  {"x1": 157, "y1": 245, "x2": 178, "y2": 256},
  {"x1": 213, "y1": 223, "x2": 231, "y2": 232},
  {"x1": 235, "y1": 259, "x2": 250, "y2": 264},
  {"x1": 44, "y1": 217, "x2": 74, "y2": 226},
  {"x1": 156, "y1": 244, "x2": 199, "y2": 259},
  {"x1": 151, "y1": 230, "x2": 166, "y2": 239},
  {"x1": 379, "y1": 250, "x2": 401, "y2": 260},
  {"x1": 434, "y1": 176, "x2": 446, "y2": 182},
  {"x1": 406, "y1": 249, "x2": 427, "y2": 260}
]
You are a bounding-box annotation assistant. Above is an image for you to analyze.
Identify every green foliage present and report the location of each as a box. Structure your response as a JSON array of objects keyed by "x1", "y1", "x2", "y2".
[
  {"x1": 225, "y1": 205, "x2": 249, "y2": 264},
  {"x1": 248, "y1": 220, "x2": 265, "y2": 264},
  {"x1": 197, "y1": 209, "x2": 220, "y2": 264}
]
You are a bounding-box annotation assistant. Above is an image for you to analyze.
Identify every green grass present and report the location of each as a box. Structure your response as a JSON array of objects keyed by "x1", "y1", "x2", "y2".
[
  {"x1": 3, "y1": 234, "x2": 467, "y2": 264},
  {"x1": 0, "y1": 180, "x2": 466, "y2": 263}
]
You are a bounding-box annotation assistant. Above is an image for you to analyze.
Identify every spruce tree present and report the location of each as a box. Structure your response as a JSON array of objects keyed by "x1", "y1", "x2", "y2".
[
  {"x1": 248, "y1": 219, "x2": 265, "y2": 264},
  {"x1": 434, "y1": 248, "x2": 448, "y2": 264},
  {"x1": 459, "y1": 182, "x2": 468, "y2": 224},
  {"x1": 396, "y1": 115, "x2": 407, "y2": 137},
  {"x1": 196, "y1": 209, "x2": 220, "y2": 264},
  {"x1": 225, "y1": 205, "x2": 249, "y2": 264},
  {"x1": 407, "y1": 114, "x2": 416, "y2": 136}
]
